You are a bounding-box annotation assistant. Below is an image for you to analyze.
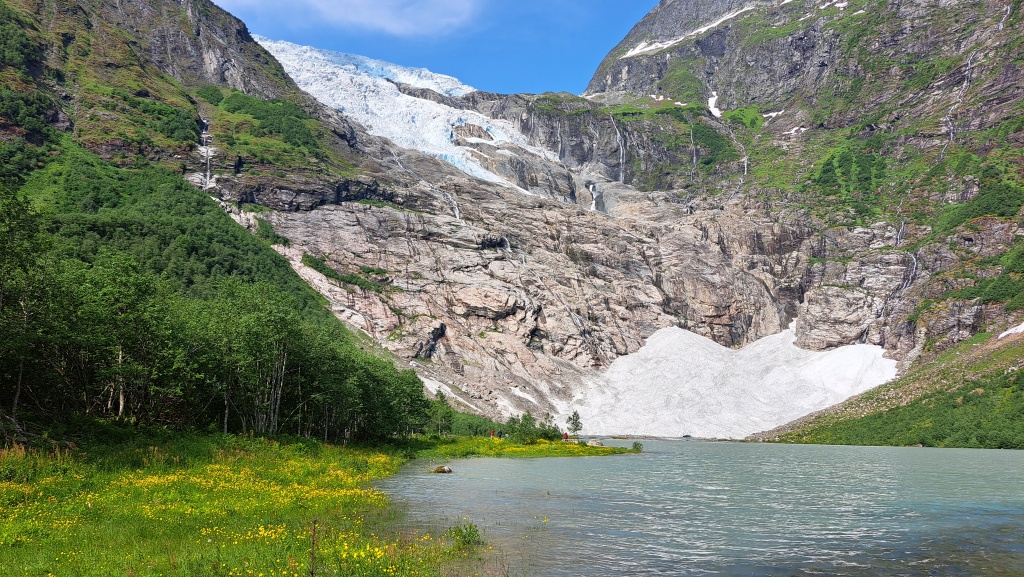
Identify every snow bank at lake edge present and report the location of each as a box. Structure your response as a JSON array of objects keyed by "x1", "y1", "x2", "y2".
[{"x1": 568, "y1": 325, "x2": 898, "y2": 439}]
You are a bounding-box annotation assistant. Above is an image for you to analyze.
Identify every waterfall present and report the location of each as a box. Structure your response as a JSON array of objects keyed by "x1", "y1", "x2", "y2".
[
  {"x1": 895, "y1": 219, "x2": 906, "y2": 248},
  {"x1": 588, "y1": 183, "x2": 604, "y2": 213},
  {"x1": 897, "y1": 252, "x2": 919, "y2": 294},
  {"x1": 940, "y1": 49, "x2": 980, "y2": 159},
  {"x1": 556, "y1": 121, "x2": 563, "y2": 160},
  {"x1": 689, "y1": 123, "x2": 697, "y2": 179},
  {"x1": 609, "y1": 117, "x2": 626, "y2": 183},
  {"x1": 199, "y1": 117, "x2": 214, "y2": 190},
  {"x1": 880, "y1": 251, "x2": 921, "y2": 321},
  {"x1": 441, "y1": 189, "x2": 463, "y2": 222}
]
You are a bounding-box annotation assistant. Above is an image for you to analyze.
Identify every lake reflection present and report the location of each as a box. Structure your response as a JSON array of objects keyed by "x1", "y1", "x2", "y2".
[{"x1": 377, "y1": 440, "x2": 1024, "y2": 576}]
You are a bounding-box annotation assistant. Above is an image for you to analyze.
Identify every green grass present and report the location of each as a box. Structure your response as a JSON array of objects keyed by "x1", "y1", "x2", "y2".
[
  {"x1": 531, "y1": 93, "x2": 592, "y2": 117},
  {"x1": 0, "y1": 431, "x2": 635, "y2": 576},
  {"x1": 656, "y1": 59, "x2": 705, "y2": 103},
  {"x1": 355, "y1": 199, "x2": 410, "y2": 212},
  {"x1": 780, "y1": 370, "x2": 1024, "y2": 448},
  {"x1": 409, "y1": 436, "x2": 635, "y2": 460},
  {"x1": 0, "y1": 435, "x2": 424, "y2": 577}
]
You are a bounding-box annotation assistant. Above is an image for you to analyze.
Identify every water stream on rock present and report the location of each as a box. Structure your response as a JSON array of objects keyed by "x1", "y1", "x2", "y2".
[{"x1": 378, "y1": 439, "x2": 1024, "y2": 576}]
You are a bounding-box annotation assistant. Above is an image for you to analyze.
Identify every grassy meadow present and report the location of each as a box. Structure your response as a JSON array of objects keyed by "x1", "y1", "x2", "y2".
[{"x1": 0, "y1": 432, "x2": 630, "y2": 577}]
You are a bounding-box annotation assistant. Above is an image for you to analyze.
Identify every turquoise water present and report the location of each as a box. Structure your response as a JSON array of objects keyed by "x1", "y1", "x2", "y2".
[{"x1": 378, "y1": 440, "x2": 1024, "y2": 576}]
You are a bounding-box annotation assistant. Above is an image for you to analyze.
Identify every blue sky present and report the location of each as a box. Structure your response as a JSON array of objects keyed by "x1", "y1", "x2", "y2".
[{"x1": 212, "y1": 0, "x2": 659, "y2": 95}]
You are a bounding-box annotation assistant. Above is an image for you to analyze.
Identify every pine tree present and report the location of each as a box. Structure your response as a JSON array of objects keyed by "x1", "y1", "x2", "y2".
[{"x1": 566, "y1": 410, "x2": 583, "y2": 437}]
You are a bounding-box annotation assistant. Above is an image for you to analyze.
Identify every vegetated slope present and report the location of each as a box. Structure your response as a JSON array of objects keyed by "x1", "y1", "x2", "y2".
[{"x1": 0, "y1": 0, "x2": 438, "y2": 443}]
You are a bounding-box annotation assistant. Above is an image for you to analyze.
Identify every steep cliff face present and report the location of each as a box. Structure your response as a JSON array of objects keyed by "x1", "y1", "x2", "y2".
[
  {"x1": 230, "y1": 0, "x2": 1024, "y2": 428},
  {"x1": 259, "y1": 187, "x2": 807, "y2": 385},
  {"x1": 76, "y1": 0, "x2": 296, "y2": 99}
]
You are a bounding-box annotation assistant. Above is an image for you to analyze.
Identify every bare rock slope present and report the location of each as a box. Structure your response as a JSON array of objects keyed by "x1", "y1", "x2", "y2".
[{"x1": 206, "y1": 0, "x2": 1023, "y2": 435}]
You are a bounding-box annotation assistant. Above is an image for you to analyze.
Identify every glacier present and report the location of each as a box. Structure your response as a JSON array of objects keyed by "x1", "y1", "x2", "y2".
[
  {"x1": 564, "y1": 324, "x2": 897, "y2": 439},
  {"x1": 256, "y1": 37, "x2": 557, "y2": 190}
]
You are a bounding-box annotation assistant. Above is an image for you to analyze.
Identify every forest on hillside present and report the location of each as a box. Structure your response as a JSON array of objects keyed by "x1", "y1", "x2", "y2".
[
  {"x1": 0, "y1": 0, "x2": 461, "y2": 444},
  {"x1": 0, "y1": 90, "x2": 436, "y2": 444}
]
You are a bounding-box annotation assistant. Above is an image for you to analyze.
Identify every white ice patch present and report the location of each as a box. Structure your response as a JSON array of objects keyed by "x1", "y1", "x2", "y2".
[
  {"x1": 257, "y1": 37, "x2": 557, "y2": 189},
  {"x1": 999, "y1": 321, "x2": 1024, "y2": 339},
  {"x1": 421, "y1": 377, "x2": 475, "y2": 409},
  {"x1": 762, "y1": 110, "x2": 784, "y2": 120},
  {"x1": 509, "y1": 386, "x2": 539, "y2": 405},
  {"x1": 708, "y1": 91, "x2": 723, "y2": 118},
  {"x1": 567, "y1": 325, "x2": 897, "y2": 439},
  {"x1": 259, "y1": 39, "x2": 475, "y2": 97},
  {"x1": 621, "y1": 6, "x2": 757, "y2": 59},
  {"x1": 782, "y1": 126, "x2": 808, "y2": 135}
]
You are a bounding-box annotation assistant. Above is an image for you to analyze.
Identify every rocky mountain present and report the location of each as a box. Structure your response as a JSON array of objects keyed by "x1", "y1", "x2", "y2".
[
  {"x1": 241, "y1": 0, "x2": 1024, "y2": 436},
  {"x1": 5, "y1": 0, "x2": 1022, "y2": 438}
]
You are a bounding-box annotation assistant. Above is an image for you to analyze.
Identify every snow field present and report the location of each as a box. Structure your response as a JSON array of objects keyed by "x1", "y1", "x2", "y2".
[{"x1": 568, "y1": 325, "x2": 897, "y2": 439}]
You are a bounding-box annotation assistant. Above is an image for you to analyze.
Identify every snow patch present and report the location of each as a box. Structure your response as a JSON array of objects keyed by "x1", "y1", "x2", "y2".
[
  {"x1": 567, "y1": 325, "x2": 897, "y2": 439},
  {"x1": 762, "y1": 110, "x2": 784, "y2": 120},
  {"x1": 509, "y1": 386, "x2": 539, "y2": 405},
  {"x1": 621, "y1": 6, "x2": 757, "y2": 59},
  {"x1": 708, "y1": 91, "x2": 723, "y2": 118},
  {"x1": 257, "y1": 37, "x2": 557, "y2": 189},
  {"x1": 999, "y1": 321, "x2": 1024, "y2": 339},
  {"x1": 782, "y1": 126, "x2": 808, "y2": 135}
]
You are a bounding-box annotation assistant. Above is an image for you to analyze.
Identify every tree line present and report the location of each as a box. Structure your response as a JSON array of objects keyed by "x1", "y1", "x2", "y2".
[{"x1": 0, "y1": 127, "x2": 430, "y2": 443}]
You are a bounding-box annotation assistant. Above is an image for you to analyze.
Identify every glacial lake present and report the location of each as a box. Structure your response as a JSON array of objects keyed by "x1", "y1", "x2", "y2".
[{"x1": 377, "y1": 439, "x2": 1024, "y2": 576}]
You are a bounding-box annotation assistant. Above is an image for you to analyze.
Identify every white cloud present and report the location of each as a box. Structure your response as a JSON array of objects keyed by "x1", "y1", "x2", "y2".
[{"x1": 217, "y1": 0, "x2": 481, "y2": 37}]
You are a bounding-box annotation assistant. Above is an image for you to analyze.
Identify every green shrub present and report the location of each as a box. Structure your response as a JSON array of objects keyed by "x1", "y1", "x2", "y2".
[
  {"x1": 723, "y1": 105, "x2": 763, "y2": 130},
  {"x1": 446, "y1": 523, "x2": 484, "y2": 547},
  {"x1": 939, "y1": 180, "x2": 1024, "y2": 231},
  {"x1": 195, "y1": 85, "x2": 224, "y2": 105},
  {"x1": 221, "y1": 92, "x2": 317, "y2": 149},
  {"x1": 505, "y1": 411, "x2": 562, "y2": 444},
  {"x1": 301, "y1": 252, "x2": 387, "y2": 293},
  {"x1": 255, "y1": 216, "x2": 290, "y2": 246},
  {"x1": 0, "y1": 2, "x2": 39, "y2": 75}
]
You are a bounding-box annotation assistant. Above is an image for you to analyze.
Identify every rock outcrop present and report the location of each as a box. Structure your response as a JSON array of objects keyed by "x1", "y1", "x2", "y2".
[{"x1": 205, "y1": 0, "x2": 1023, "y2": 423}]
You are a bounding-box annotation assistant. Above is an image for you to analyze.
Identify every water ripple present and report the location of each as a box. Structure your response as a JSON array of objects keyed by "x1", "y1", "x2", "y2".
[{"x1": 378, "y1": 440, "x2": 1024, "y2": 576}]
